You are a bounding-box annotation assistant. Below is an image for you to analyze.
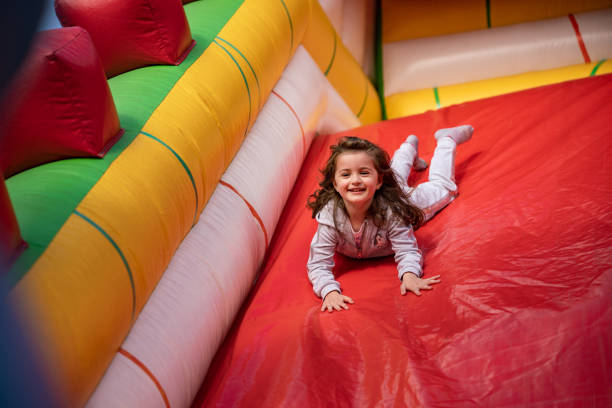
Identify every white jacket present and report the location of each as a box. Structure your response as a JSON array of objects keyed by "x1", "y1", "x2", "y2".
[{"x1": 307, "y1": 201, "x2": 423, "y2": 299}]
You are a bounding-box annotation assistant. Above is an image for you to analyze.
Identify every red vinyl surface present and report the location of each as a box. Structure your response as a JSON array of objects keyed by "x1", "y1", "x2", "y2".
[{"x1": 193, "y1": 75, "x2": 612, "y2": 407}]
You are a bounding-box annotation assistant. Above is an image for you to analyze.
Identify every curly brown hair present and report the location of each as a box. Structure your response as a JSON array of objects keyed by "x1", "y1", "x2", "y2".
[{"x1": 307, "y1": 136, "x2": 424, "y2": 229}]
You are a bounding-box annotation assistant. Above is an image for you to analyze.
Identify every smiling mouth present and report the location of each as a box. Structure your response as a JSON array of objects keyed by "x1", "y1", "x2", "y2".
[{"x1": 348, "y1": 187, "x2": 366, "y2": 193}]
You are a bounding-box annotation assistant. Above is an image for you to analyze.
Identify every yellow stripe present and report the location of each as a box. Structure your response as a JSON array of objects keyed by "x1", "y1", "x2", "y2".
[{"x1": 386, "y1": 61, "x2": 612, "y2": 118}]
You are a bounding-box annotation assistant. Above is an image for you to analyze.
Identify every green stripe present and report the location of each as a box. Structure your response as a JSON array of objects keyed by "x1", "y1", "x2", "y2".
[
  {"x1": 279, "y1": 0, "x2": 294, "y2": 56},
  {"x1": 73, "y1": 210, "x2": 136, "y2": 321},
  {"x1": 590, "y1": 59, "x2": 606, "y2": 76},
  {"x1": 324, "y1": 32, "x2": 337, "y2": 76},
  {"x1": 486, "y1": 0, "x2": 491, "y2": 28},
  {"x1": 216, "y1": 36, "x2": 261, "y2": 111},
  {"x1": 6, "y1": 0, "x2": 245, "y2": 285},
  {"x1": 140, "y1": 131, "x2": 199, "y2": 225},
  {"x1": 356, "y1": 78, "x2": 369, "y2": 118},
  {"x1": 213, "y1": 38, "x2": 252, "y2": 132},
  {"x1": 374, "y1": 0, "x2": 387, "y2": 120},
  {"x1": 433, "y1": 87, "x2": 441, "y2": 108}
]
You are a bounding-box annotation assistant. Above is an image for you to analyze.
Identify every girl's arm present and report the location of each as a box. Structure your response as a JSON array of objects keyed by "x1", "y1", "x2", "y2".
[
  {"x1": 307, "y1": 223, "x2": 341, "y2": 299},
  {"x1": 387, "y1": 218, "x2": 423, "y2": 280},
  {"x1": 388, "y1": 218, "x2": 441, "y2": 295}
]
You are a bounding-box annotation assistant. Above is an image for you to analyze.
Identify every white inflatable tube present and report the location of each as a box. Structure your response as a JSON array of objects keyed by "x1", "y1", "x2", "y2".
[
  {"x1": 86, "y1": 46, "x2": 359, "y2": 408},
  {"x1": 383, "y1": 8, "x2": 612, "y2": 96}
]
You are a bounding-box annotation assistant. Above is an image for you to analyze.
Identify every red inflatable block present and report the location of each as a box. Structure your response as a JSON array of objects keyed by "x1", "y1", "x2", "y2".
[
  {"x1": 0, "y1": 174, "x2": 26, "y2": 270},
  {"x1": 0, "y1": 27, "x2": 123, "y2": 177},
  {"x1": 55, "y1": 0, "x2": 196, "y2": 78}
]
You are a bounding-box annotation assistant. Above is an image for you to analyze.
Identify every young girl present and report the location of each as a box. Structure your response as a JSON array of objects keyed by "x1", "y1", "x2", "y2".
[{"x1": 307, "y1": 125, "x2": 473, "y2": 312}]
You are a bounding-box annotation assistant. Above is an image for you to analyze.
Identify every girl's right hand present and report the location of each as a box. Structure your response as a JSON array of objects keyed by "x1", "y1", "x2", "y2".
[{"x1": 321, "y1": 291, "x2": 354, "y2": 312}]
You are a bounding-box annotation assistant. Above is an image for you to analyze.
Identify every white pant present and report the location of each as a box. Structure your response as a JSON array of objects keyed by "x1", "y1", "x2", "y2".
[{"x1": 391, "y1": 137, "x2": 458, "y2": 222}]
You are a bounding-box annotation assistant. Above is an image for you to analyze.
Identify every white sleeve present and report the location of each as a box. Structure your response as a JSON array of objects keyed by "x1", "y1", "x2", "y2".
[
  {"x1": 388, "y1": 218, "x2": 423, "y2": 279},
  {"x1": 306, "y1": 223, "x2": 340, "y2": 298}
]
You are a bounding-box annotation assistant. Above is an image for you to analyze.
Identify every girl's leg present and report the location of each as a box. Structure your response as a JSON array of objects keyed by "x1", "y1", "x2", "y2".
[
  {"x1": 390, "y1": 135, "x2": 428, "y2": 187},
  {"x1": 410, "y1": 125, "x2": 473, "y2": 221}
]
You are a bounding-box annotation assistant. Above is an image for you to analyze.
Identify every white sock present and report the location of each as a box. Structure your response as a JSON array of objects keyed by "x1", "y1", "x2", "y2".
[
  {"x1": 403, "y1": 135, "x2": 428, "y2": 171},
  {"x1": 434, "y1": 125, "x2": 473, "y2": 145}
]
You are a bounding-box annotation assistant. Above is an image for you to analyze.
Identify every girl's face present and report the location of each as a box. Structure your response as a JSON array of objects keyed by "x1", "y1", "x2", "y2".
[{"x1": 333, "y1": 151, "x2": 382, "y2": 211}]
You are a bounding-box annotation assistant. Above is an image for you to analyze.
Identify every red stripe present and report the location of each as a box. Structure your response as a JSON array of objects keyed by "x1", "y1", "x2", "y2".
[
  {"x1": 568, "y1": 14, "x2": 591, "y2": 63},
  {"x1": 270, "y1": 90, "x2": 306, "y2": 157},
  {"x1": 119, "y1": 348, "x2": 171, "y2": 408},
  {"x1": 219, "y1": 180, "x2": 269, "y2": 251}
]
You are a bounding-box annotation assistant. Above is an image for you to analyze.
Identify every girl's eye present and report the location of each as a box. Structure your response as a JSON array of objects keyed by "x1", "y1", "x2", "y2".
[{"x1": 360, "y1": 171, "x2": 370, "y2": 175}]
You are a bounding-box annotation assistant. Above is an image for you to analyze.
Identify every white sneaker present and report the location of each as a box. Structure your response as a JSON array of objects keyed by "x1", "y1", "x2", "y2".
[{"x1": 434, "y1": 125, "x2": 474, "y2": 145}]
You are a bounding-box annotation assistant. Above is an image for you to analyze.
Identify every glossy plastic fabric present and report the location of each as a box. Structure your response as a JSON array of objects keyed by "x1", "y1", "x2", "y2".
[{"x1": 194, "y1": 75, "x2": 612, "y2": 407}]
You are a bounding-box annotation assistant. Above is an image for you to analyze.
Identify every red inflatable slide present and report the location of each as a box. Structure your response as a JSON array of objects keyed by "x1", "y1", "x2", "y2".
[{"x1": 194, "y1": 74, "x2": 612, "y2": 407}]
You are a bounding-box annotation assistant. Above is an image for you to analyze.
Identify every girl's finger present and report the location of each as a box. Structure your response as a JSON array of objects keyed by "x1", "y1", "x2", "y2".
[
  {"x1": 413, "y1": 288, "x2": 422, "y2": 296},
  {"x1": 344, "y1": 296, "x2": 355, "y2": 304}
]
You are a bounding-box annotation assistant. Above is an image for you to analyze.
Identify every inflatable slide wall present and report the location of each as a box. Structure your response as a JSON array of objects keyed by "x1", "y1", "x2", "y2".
[{"x1": 0, "y1": 0, "x2": 610, "y2": 407}]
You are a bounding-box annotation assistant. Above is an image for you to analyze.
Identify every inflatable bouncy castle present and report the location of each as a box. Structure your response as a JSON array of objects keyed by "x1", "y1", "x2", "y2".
[{"x1": 1, "y1": 0, "x2": 611, "y2": 407}]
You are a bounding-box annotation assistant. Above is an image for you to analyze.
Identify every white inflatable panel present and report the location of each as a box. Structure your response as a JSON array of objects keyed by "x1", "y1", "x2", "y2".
[
  {"x1": 384, "y1": 8, "x2": 612, "y2": 96},
  {"x1": 86, "y1": 46, "x2": 358, "y2": 408},
  {"x1": 319, "y1": 0, "x2": 344, "y2": 35},
  {"x1": 319, "y1": 0, "x2": 375, "y2": 78},
  {"x1": 576, "y1": 9, "x2": 612, "y2": 58}
]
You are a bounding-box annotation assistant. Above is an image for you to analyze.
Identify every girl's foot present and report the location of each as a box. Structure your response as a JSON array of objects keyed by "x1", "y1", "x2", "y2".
[
  {"x1": 434, "y1": 125, "x2": 473, "y2": 145},
  {"x1": 403, "y1": 135, "x2": 428, "y2": 171}
]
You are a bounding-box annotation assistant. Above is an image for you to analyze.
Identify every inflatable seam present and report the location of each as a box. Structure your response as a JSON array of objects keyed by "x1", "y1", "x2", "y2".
[
  {"x1": 216, "y1": 36, "x2": 262, "y2": 112},
  {"x1": 139, "y1": 131, "x2": 199, "y2": 226},
  {"x1": 279, "y1": 0, "x2": 294, "y2": 56},
  {"x1": 270, "y1": 89, "x2": 305, "y2": 157},
  {"x1": 219, "y1": 180, "x2": 269, "y2": 252},
  {"x1": 118, "y1": 348, "x2": 170, "y2": 408},
  {"x1": 213, "y1": 39, "x2": 253, "y2": 136},
  {"x1": 568, "y1": 14, "x2": 591, "y2": 63},
  {"x1": 73, "y1": 210, "x2": 136, "y2": 321}
]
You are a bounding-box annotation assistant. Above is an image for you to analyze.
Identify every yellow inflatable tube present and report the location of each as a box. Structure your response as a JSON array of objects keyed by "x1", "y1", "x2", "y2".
[
  {"x1": 386, "y1": 60, "x2": 612, "y2": 118},
  {"x1": 10, "y1": 0, "x2": 314, "y2": 406}
]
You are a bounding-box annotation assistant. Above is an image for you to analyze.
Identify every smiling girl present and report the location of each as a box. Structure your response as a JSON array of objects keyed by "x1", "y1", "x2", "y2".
[{"x1": 307, "y1": 125, "x2": 473, "y2": 312}]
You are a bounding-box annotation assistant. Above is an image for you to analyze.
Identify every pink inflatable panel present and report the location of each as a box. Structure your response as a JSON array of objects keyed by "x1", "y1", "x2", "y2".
[{"x1": 193, "y1": 74, "x2": 612, "y2": 407}]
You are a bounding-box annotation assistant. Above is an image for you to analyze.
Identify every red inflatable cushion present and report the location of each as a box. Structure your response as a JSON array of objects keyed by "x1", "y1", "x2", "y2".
[
  {"x1": 194, "y1": 74, "x2": 612, "y2": 407},
  {"x1": 0, "y1": 27, "x2": 123, "y2": 177},
  {"x1": 55, "y1": 0, "x2": 196, "y2": 78},
  {"x1": 0, "y1": 174, "x2": 26, "y2": 270}
]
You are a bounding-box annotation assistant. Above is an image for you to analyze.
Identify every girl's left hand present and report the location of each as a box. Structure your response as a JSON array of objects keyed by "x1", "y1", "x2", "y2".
[{"x1": 400, "y1": 273, "x2": 441, "y2": 296}]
